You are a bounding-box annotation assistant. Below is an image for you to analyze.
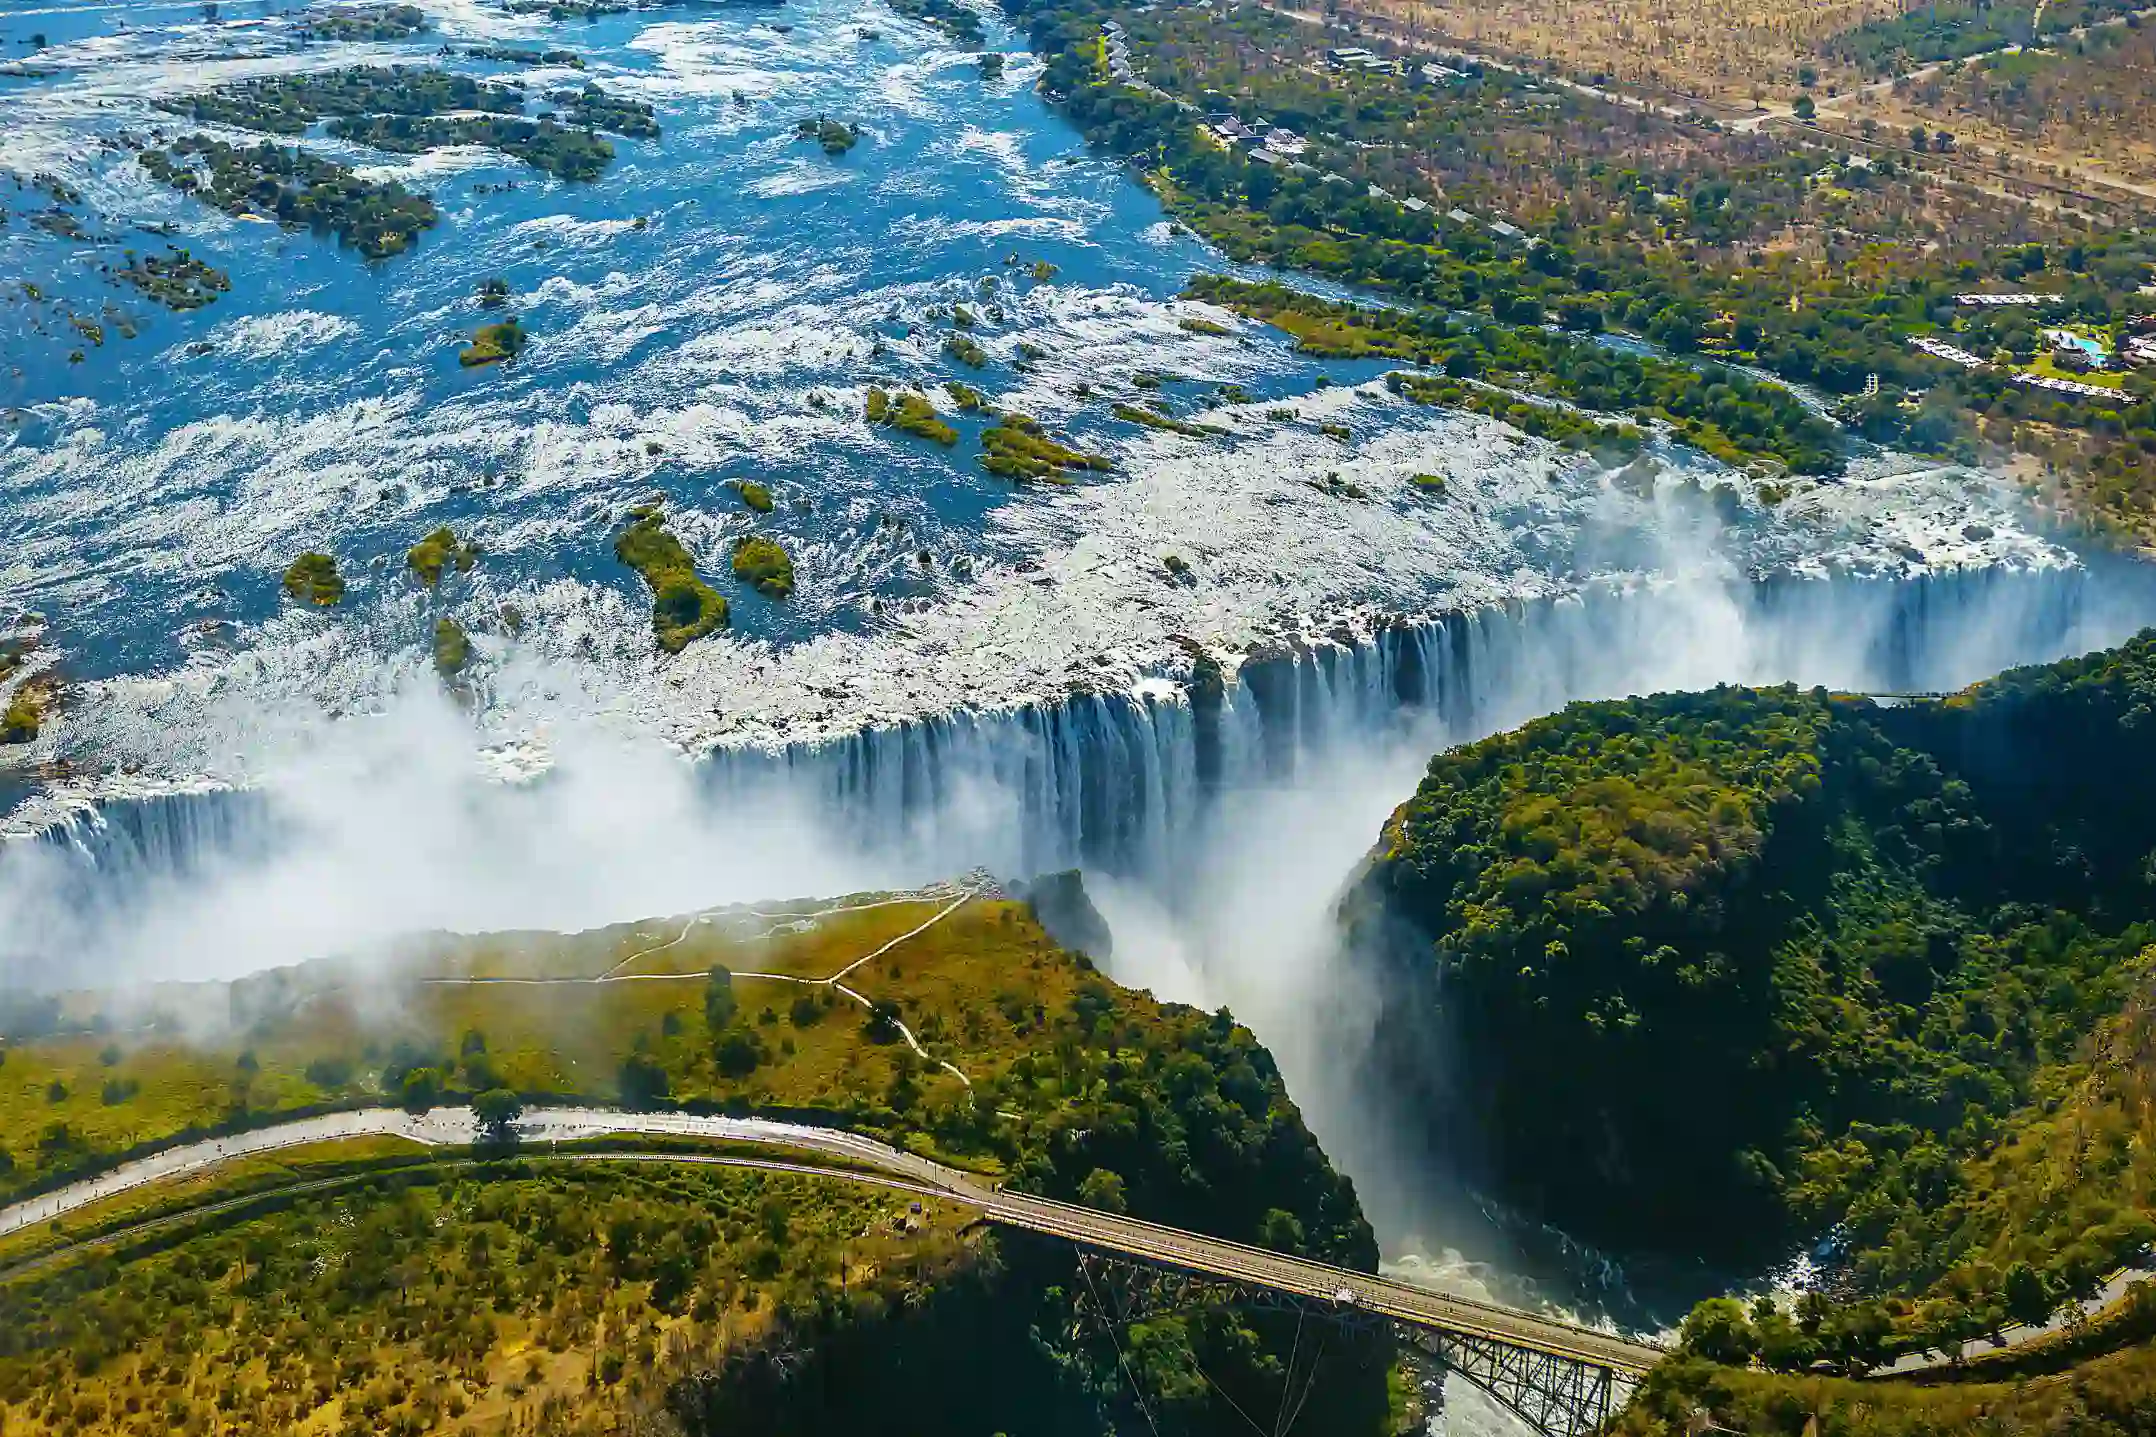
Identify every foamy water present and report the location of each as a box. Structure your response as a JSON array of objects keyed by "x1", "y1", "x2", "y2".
[{"x1": 0, "y1": 0, "x2": 2069, "y2": 836}]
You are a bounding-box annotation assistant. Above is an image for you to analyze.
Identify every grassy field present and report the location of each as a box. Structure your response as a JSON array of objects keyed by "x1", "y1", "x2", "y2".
[{"x1": 0, "y1": 893, "x2": 1120, "y2": 1204}]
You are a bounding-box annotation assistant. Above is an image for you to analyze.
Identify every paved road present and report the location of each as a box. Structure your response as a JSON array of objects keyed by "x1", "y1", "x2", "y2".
[
  {"x1": 0, "y1": 1106, "x2": 959, "y2": 1240},
  {"x1": 1881, "y1": 1258, "x2": 2156, "y2": 1374},
  {"x1": 0, "y1": 1104, "x2": 1662, "y2": 1374}
]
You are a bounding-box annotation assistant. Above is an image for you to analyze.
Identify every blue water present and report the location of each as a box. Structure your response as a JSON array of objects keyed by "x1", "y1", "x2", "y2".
[
  {"x1": 0, "y1": 0, "x2": 2075, "y2": 813},
  {"x1": 3, "y1": 0, "x2": 1287, "y2": 662}
]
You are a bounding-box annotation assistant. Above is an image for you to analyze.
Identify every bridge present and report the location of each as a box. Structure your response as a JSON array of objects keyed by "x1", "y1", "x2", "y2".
[{"x1": 0, "y1": 1106, "x2": 1666, "y2": 1436}]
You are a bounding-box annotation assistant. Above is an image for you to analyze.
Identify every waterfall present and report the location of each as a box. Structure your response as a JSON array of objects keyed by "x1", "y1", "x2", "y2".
[{"x1": 8, "y1": 559, "x2": 2154, "y2": 980}]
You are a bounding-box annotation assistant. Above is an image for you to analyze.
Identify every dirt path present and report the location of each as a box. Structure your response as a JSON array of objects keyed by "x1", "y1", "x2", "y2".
[{"x1": 421, "y1": 882, "x2": 985, "y2": 1082}]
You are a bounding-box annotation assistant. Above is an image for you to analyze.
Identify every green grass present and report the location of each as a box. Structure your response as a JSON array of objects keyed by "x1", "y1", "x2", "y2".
[
  {"x1": 0, "y1": 1134, "x2": 432, "y2": 1270},
  {"x1": 0, "y1": 899, "x2": 1081, "y2": 1201},
  {"x1": 612, "y1": 511, "x2": 727, "y2": 653}
]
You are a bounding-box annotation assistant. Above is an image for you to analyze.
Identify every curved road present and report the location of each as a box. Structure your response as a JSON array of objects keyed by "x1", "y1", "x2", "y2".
[{"x1": 0, "y1": 1103, "x2": 1662, "y2": 1374}]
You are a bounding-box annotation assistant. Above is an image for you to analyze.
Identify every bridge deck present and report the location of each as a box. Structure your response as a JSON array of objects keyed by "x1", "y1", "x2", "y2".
[{"x1": 972, "y1": 1188, "x2": 1665, "y2": 1374}]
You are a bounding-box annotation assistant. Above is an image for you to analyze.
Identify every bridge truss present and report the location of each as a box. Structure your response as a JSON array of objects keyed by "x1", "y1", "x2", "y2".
[{"x1": 1066, "y1": 1250, "x2": 1635, "y2": 1437}]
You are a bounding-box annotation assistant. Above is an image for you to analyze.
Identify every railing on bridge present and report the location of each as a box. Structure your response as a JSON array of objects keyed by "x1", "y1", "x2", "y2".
[{"x1": 974, "y1": 1189, "x2": 1663, "y2": 1437}]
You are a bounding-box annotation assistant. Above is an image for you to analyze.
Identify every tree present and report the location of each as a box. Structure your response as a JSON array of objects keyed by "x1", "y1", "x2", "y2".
[
  {"x1": 1260, "y1": 1208, "x2": 1307, "y2": 1254},
  {"x1": 399, "y1": 1067, "x2": 442, "y2": 1113},
  {"x1": 1078, "y1": 1168, "x2": 1129, "y2": 1214},
  {"x1": 2003, "y1": 1261, "x2": 2055, "y2": 1329},
  {"x1": 1750, "y1": 1297, "x2": 1816, "y2": 1371},
  {"x1": 1827, "y1": 1301, "x2": 1893, "y2": 1374},
  {"x1": 864, "y1": 999, "x2": 904, "y2": 1045},
  {"x1": 1793, "y1": 95, "x2": 1816, "y2": 121},
  {"x1": 705, "y1": 965, "x2": 737, "y2": 1032},
  {"x1": 472, "y1": 1088, "x2": 523, "y2": 1145},
  {"x1": 714, "y1": 1030, "x2": 764, "y2": 1078},
  {"x1": 618, "y1": 1053, "x2": 670, "y2": 1108},
  {"x1": 1677, "y1": 1298, "x2": 1757, "y2": 1366}
]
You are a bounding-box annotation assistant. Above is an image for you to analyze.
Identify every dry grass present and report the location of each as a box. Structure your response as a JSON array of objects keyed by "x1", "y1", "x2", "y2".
[
  {"x1": 1834, "y1": 31, "x2": 2156, "y2": 194},
  {"x1": 1340, "y1": 0, "x2": 1903, "y2": 102}
]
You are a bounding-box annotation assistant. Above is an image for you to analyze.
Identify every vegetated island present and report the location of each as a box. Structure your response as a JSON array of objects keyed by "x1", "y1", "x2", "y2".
[
  {"x1": 980, "y1": 410, "x2": 1114, "y2": 480},
  {"x1": 727, "y1": 478, "x2": 774, "y2": 512},
  {"x1": 866, "y1": 386, "x2": 959, "y2": 444},
  {"x1": 1389, "y1": 370, "x2": 1645, "y2": 456},
  {"x1": 465, "y1": 43, "x2": 586, "y2": 68},
  {"x1": 1341, "y1": 629, "x2": 2156, "y2": 1391},
  {"x1": 293, "y1": 3, "x2": 427, "y2": 41},
  {"x1": 729, "y1": 534, "x2": 796, "y2": 598},
  {"x1": 0, "y1": 885, "x2": 1402, "y2": 1434},
  {"x1": 431, "y1": 615, "x2": 471, "y2": 677},
  {"x1": 157, "y1": 68, "x2": 660, "y2": 183},
  {"x1": 1110, "y1": 401, "x2": 1224, "y2": 438},
  {"x1": 547, "y1": 85, "x2": 659, "y2": 140},
  {"x1": 0, "y1": 674, "x2": 55, "y2": 745},
  {"x1": 280, "y1": 552, "x2": 345, "y2": 606},
  {"x1": 406, "y1": 527, "x2": 481, "y2": 586},
  {"x1": 111, "y1": 246, "x2": 230, "y2": 311},
  {"x1": 614, "y1": 506, "x2": 727, "y2": 652},
  {"x1": 139, "y1": 140, "x2": 437, "y2": 260},
  {"x1": 795, "y1": 115, "x2": 860, "y2": 155},
  {"x1": 889, "y1": 0, "x2": 986, "y2": 47},
  {"x1": 459, "y1": 317, "x2": 528, "y2": 367},
  {"x1": 1190, "y1": 276, "x2": 1837, "y2": 474},
  {"x1": 154, "y1": 68, "x2": 525, "y2": 134}
]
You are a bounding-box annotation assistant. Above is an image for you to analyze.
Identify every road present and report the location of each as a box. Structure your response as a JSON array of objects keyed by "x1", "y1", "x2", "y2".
[
  {"x1": 0, "y1": 1106, "x2": 963, "y2": 1240},
  {"x1": 1880, "y1": 1257, "x2": 2156, "y2": 1374},
  {"x1": 0, "y1": 1103, "x2": 1663, "y2": 1375}
]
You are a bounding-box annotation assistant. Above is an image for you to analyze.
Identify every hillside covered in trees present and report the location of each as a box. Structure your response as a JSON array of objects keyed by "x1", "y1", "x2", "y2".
[
  {"x1": 1343, "y1": 632, "x2": 2156, "y2": 1358},
  {"x1": 0, "y1": 894, "x2": 1407, "y2": 1436}
]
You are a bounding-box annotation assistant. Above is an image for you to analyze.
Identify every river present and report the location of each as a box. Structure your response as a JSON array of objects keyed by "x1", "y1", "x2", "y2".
[{"x1": 4, "y1": 2, "x2": 2155, "y2": 1429}]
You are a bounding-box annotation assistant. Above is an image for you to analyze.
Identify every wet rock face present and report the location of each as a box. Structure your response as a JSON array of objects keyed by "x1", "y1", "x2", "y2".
[{"x1": 1015, "y1": 868, "x2": 1113, "y2": 963}]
